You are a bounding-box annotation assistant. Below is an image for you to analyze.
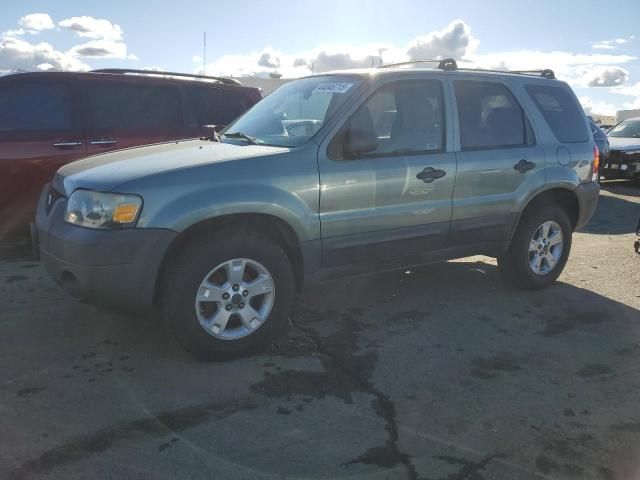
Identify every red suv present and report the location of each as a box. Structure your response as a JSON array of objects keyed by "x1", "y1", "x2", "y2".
[{"x1": 0, "y1": 69, "x2": 262, "y2": 236}]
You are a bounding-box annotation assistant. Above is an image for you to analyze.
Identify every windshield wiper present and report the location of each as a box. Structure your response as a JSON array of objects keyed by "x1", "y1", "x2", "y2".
[{"x1": 222, "y1": 131, "x2": 259, "y2": 145}]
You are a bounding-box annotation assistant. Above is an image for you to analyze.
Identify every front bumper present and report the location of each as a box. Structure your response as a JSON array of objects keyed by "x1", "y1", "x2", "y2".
[
  {"x1": 574, "y1": 181, "x2": 600, "y2": 231},
  {"x1": 602, "y1": 150, "x2": 640, "y2": 179},
  {"x1": 35, "y1": 186, "x2": 176, "y2": 313}
]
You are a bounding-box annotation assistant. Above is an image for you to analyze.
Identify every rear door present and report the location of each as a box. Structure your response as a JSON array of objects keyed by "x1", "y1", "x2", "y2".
[
  {"x1": 318, "y1": 77, "x2": 456, "y2": 267},
  {"x1": 0, "y1": 77, "x2": 85, "y2": 234},
  {"x1": 450, "y1": 78, "x2": 546, "y2": 245},
  {"x1": 84, "y1": 78, "x2": 190, "y2": 155}
]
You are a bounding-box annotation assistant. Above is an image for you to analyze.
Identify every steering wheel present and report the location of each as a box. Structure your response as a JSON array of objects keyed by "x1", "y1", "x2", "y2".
[{"x1": 285, "y1": 120, "x2": 320, "y2": 137}]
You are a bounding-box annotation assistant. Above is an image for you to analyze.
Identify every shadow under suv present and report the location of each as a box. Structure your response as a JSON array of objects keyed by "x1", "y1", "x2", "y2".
[{"x1": 35, "y1": 59, "x2": 600, "y2": 360}]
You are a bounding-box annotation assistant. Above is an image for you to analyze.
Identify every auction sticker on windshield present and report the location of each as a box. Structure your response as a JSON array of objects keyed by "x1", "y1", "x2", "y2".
[{"x1": 313, "y1": 82, "x2": 354, "y2": 94}]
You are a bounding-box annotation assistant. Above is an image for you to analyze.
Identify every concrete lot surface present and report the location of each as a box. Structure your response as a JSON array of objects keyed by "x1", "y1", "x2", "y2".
[{"x1": 1, "y1": 182, "x2": 639, "y2": 480}]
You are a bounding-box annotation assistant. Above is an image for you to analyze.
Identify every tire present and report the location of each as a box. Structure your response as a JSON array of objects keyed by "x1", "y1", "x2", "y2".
[
  {"x1": 498, "y1": 205, "x2": 572, "y2": 290},
  {"x1": 161, "y1": 229, "x2": 295, "y2": 360}
]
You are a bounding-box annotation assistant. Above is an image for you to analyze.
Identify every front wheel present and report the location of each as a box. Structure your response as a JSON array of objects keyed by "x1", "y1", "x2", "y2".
[
  {"x1": 498, "y1": 206, "x2": 572, "y2": 290},
  {"x1": 161, "y1": 230, "x2": 295, "y2": 360}
]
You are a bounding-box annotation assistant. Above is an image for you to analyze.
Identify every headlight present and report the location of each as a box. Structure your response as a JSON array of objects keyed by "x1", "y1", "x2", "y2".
[{"x1": 64, "y1": 190, "x2": 142, "y2": 229}]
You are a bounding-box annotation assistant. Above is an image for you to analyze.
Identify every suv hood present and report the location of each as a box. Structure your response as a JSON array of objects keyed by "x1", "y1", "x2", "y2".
[
  {"x1": 54, "y1": 140, "x2": 288, "y2": 195},
  {"x1": 609, "y1": 136, "x2": 640, "y2": 151}
]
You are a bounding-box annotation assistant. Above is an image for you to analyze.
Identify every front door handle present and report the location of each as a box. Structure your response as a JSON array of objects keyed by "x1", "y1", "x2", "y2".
[
  {"x1": 90, "y1": 139, "x2": 117, "y2": 146},
  {"x1": 53, "y1": 141, "x2": 83, "y2": 148},
  {"x1": 416, "y1": 167, "x2": 446, "y2": 183},
  {"x1": 514, "y1": 159, "x2": 536, "y2": 173}
]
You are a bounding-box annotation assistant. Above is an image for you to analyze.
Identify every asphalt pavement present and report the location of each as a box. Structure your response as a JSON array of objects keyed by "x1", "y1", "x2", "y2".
[{"x1": 1, "y1": 181, "x2": 639, "y2": 480}]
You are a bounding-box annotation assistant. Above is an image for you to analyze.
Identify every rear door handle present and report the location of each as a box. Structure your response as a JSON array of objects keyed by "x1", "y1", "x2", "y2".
[
  {"x1": 416, "y1": 167, "x2": 446, "y2": 183},
  {"x1": 514, "y1": 159, "x2": 536, "y2": 173},
  {"x1": 90, "y1": 139, "x2": 117, "y2": 146},
  {"x1": 53, "y1": 141, "x2": 83, "y2": 148}
]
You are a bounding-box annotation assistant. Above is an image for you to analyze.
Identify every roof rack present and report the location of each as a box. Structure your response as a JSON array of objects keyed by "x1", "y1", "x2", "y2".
[
  {"x1": 90, "y1": 68, "x2": 243, "y2": 85},
  {"x1": 380, "y1": 58, "x2": 458, "y2": 71},
  {"x1": 379, "y1": 58, "x2": 556, "y2": 79}
]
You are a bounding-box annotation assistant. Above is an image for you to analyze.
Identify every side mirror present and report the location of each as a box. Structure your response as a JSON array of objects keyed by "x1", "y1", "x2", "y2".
[{"x1": 343, "y1": 127, "x2": 378, "y2": 157}]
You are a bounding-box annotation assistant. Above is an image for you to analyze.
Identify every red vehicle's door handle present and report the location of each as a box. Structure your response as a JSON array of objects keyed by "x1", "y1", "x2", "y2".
[
  {"x1": 90, "y1": 139, "x2": 117, "y2": 146},
  {"x1": 53, "y1": 141, "x2": 83, "y2": 148}
]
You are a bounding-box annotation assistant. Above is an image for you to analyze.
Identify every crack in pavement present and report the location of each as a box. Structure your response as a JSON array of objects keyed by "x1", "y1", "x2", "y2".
[{"x1": 289, "y1": 315, "x2": 419, "y2": 480}]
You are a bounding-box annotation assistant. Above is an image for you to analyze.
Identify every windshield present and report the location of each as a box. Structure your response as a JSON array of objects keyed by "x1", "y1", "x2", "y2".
[
  {"x1": 608, "y1": 119, "x2": 640, "y2": 138},
  {"x1": 222, "y1": 75, "x2": 362, "y2": 147}
]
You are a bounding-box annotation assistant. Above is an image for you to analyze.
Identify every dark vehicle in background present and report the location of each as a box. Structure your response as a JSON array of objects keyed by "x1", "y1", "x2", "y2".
[
  {"x1": 603, "y1": 117, "x2": 640, "y2": 183},
  {"x1": 0, "y1": 69, "x2": 262, "y2": 236},
  {"x1": 588, "y1": 118, "x2": 609, "y2": 179},
  {"x1": 599, "y1": 124, "x2": 614, "y2": 132}
]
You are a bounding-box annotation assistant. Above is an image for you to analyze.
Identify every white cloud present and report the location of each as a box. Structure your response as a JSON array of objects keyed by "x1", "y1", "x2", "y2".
[
  {"x1": 406, "y1": 20, "x2": 478, "y2": 60},
  {"x1": 579, "y1": 96, "x2": 618, "y2": 116},
  {"x1": 59, "y1": 16, "x2": 123, "y2": 41},
  {"x1": 591, "y1": 35, "x2": 634, "y2": 50},
  {"x1": 201, "y1": 20, "x2": 479, "y2": 78},
  {"x1": 611, "y1": 81, "x2": 640, "y2": 97},
  {"x1": 199, "y1": 20, "x2": 635, "y2": 91},
  {"x1": 20, "y1": 13, "x2": 55, "y2": 33},
  {"x1": 0, "y1": 13, "x2": 135, "y2": 70},
  {"x1": 0, "y1": 36, "x2": 88, "y2": 71},
  {"x1": 582, "y1": 67, "x2": 629, "y2": 87},
  {"x1": 68, "y1": 39, "x2": 135, "y2": 59},
  {"x1": 3, "y1": 28, "x2": 26, "y2": 37}
]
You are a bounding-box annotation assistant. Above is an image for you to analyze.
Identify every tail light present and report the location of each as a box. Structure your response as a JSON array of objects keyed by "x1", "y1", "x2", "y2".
[{"x1": 592, "y1": 145, "x2": 600, "y2": 182}]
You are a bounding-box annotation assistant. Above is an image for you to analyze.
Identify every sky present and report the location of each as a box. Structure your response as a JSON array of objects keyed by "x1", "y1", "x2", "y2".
[{"x1": 1, "y1": 0, "x2": 639, "y2": 116}]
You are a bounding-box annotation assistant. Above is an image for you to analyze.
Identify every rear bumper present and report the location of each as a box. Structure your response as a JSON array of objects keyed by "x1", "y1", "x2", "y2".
[
  {"x1": 574, "y1": 181, "x2": 600, "y2": 231},
  {"x1": 35, "y1": 186, "x2": 176, "y2": 313}
]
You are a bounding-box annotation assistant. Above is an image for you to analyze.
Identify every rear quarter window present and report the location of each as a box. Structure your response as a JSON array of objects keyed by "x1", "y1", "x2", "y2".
[
  {"x1": 525, "y1": 84, "x2": 588, "y2": 143},
  {"x1": 188, "y1": 87, "x2": 249, "y2": 127}
]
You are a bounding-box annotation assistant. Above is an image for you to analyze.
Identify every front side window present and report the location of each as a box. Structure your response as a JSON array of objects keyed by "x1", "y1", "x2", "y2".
[
  {"x1": 223, "y1": 75, "x2": 362, "y2": 147},
  {"x1": 454, "y1": 80, "x2": 531, "y2": 150},
  {"x1": 89, "y1": 82, "x2": 182, "y2": 129},
  {"x1": 329, "y1": 79, "x2": 445, "y2": 159},
  {"x1": 525, "y1": 84, "x2": 588, "y2": 143},
  {"x1": 608, "y1": 119, "x2": 640, "y2": 138},
  {"x1": 0, "y1": 82, "x2": 73, "y2": 131}
]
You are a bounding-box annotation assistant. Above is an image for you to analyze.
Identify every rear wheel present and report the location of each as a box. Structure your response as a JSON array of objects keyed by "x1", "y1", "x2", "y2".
[
  {"x1": 498, "y1": 206, "x2": 572, "y2": 289},
  {"x1": 162, "y1": 230, "x2": 295, "y2": 360}
]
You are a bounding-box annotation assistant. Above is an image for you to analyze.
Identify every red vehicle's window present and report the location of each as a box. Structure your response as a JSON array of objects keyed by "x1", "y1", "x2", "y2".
[
  {"x1": 0, "y1": 83, "x2": 73, "y2": 131},
  {"x1": 188, "y1": 87, "x2": 249, "y2": 127},
  {"x1": 89, "y1": 82, "x2": 183, "y2": 129}
]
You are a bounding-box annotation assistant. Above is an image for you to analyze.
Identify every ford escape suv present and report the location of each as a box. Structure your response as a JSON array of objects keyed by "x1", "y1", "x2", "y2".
[
  {"x1": 0, "y1": 68, "x2": 261, "y2": 237},
  {"x1": 35, "y1": 59, "x2": 600, "y2": 360}
]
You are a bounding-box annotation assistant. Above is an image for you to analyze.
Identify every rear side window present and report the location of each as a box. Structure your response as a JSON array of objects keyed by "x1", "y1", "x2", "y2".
[
  {"x1": 0, "y1": 83, "x2": 73, "y2": 131},
  {"x1": 88, "y1": 82, "x2": 182, "y2": 129},
  {"x1": 187, "y1": 87, "x2": 249, "y2": 127},
  {"x1": 525, "y1": 84, "x2": 588, "y2": 143},
  {"x1": 454, "y1": 80, "x2": 532, "y2": 150}
]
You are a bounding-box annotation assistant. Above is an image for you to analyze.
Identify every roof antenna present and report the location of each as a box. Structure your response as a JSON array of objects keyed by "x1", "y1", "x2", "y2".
[{"x1": 203, "y1": 32, "x2": 206, "y2": 75}]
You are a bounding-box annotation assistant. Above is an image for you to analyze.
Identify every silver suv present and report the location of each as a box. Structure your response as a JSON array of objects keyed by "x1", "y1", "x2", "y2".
[{"x1": 35, "y1": 59, "x2": 600, "y2": 359}]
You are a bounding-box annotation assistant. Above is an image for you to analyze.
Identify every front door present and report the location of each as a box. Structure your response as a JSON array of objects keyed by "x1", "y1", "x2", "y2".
[{"x1": 317, "y1": 78, "x2": 456, "y2": 267}]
